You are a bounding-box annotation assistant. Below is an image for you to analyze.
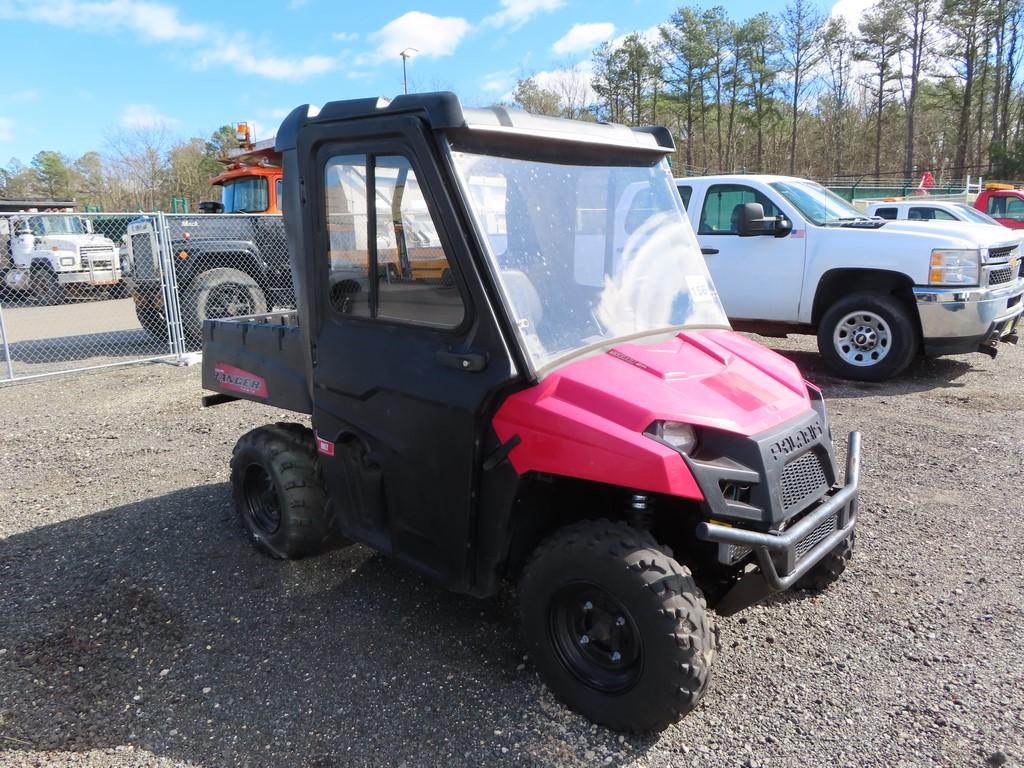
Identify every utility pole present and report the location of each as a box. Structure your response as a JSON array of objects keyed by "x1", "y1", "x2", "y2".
[{"x1": 400, "y1": 48, "x2": 418, "y2": 94}]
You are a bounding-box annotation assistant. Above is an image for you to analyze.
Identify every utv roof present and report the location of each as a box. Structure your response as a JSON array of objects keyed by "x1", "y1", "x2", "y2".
[{"x1": 275, "y1": 91, "x2": 674, "y2": 155}]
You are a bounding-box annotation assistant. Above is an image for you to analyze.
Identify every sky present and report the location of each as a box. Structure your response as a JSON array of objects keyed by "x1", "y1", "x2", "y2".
[{"x1": 0, "y1": 0, "x2": 855, "y2": 164}]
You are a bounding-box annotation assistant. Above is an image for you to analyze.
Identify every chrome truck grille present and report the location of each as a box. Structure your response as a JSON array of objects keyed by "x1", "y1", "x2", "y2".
[
  {"x1": 79, "y1": 245, "x2": 114, "y2": 269},
  {"x1": 989, "y1": 266, "x2": 1014, "y2": 285},
  {"x1": 130, "y1": 230, "x2": 157, "y2": 281},
  {"x1": 779, "y1": 450, "x2": 830, "y2": 513},
  {"x1": 989, "y1": 245, "x2": 1017, "y2": 262}
]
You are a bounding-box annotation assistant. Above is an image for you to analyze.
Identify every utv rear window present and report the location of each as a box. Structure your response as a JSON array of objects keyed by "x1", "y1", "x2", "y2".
[{"x1": 323, "y1": 153, "x2": 465, "y2": 329}]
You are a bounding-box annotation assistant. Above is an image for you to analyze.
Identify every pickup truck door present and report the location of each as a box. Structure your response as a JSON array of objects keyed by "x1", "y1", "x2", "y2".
[
  {"x1": 300, "y1": 119, "x2": 518, "y2": 593},
  {"x1": 690, "y1": 183, "x2": 807, "y2": 321}
]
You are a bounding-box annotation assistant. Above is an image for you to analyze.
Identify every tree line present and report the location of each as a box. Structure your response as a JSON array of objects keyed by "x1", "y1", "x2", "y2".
[
  {"x1": 0, "y1": 124, "x2": 237, "y2": 211},
  {"x1": 512, "y1": 0, "x2": 1024, "y2": 182}
]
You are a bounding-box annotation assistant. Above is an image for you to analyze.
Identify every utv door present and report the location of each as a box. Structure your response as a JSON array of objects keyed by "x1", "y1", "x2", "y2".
[{"x1": 301, "y1": 118, "x2": 519, "y2": 591}]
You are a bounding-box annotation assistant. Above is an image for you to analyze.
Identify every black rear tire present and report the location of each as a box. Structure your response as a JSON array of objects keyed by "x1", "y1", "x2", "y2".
[
  {"x1": 519, "y1": 520, "x2": 716, "y2": 733},
  {"x1": 135, "y1": 301, "x2": 168, "y2": 341},
  {"x1": 229, "y1": 422, "x2": 342, "y2": 559},
  {"x1": 183, "y1": 267, "x2": 267, "y2": 344},
  {"x1": 795, "y1": 532, "x2": 855, "y2": 591},
  {"x1": 817, "y1": 292, "x2": 918, "y2": 381}
]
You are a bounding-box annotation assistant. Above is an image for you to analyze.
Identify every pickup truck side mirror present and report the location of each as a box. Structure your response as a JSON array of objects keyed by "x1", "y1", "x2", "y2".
[{"x1": 737, "y1": 202, "x2": 793, "y2": 238}]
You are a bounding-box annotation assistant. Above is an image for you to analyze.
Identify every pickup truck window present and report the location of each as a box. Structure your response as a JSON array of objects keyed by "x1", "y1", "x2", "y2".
[
  {"x1": 873, "y1": 207, "x2": 898, "y2": 220},
  {"x1": 698, "y1": 184, "x2": 780, "y2": 235},
  {"x1": 999, "y1": 197, "x2": 1024, "y2": 221},
  {"x1": 677, "y1": 184, "x2": 692, "y2": 210},
  {"x1": 324, "y1": 154, "x2": 464, "y2": 329},
  {"x1": 770, "y1": 180, "x2": 863, "y2": 225},
  {"x1": 909, "y1": 207, "x2": 956, "y2": 221},
  {"x1": 955, "y1": 203, "x2": 1000, "y2": 225}
]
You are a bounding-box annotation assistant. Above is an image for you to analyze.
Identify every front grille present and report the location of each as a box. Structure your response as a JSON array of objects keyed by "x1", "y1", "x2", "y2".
[
  {"x1": 989, "y1": 245, "x2": 1017, "y2": 262},
  {"x1": 989, "y1": 266, "x2": 1013, "y2": 285},
  {"x1": 130, "y1": 231, "x2": 156, "y2": 280},
  {"x1": 779, "y1": 450, "x2": 829, "y2": 512},
  {"x1": 795, "y1": 513, "x2": 838, "y2": 561}
]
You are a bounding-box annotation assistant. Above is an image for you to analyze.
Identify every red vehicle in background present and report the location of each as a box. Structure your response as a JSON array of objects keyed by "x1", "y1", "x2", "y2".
[{"x1": 974, "y1": 183, "x2": 1024, "y2": 229}]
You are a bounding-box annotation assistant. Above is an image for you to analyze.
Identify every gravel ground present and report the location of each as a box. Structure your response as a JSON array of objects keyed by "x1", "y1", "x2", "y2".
[{"x1": 1, "y1": 336, "x2": 1022, "y2": 768}]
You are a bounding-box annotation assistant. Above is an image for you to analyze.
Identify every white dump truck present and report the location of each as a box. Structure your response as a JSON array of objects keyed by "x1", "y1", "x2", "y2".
[{"x1": 2, "y1": 212, "x2": 124, "y2": 304}]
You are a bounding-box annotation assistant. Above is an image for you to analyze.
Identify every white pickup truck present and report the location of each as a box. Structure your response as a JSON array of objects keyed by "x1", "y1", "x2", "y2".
[{"x1": 675, "y1": 175, "x2": 1024, "y2": 380}]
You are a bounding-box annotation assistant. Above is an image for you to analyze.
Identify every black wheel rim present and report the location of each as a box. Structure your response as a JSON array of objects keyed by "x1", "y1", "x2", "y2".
[
  {"x1": 242, "y1": 464, "x2": 281, "y2": 534},
  {"x1": 206, "y1": 283, "x2": 255, "y2": 318},
  {"x1": 548, "y1": 582, "x2": 643, "y2": 693}
]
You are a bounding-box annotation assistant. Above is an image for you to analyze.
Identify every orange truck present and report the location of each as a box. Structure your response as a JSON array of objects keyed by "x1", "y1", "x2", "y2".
[{"x1": 207, "y1": 123, "x2": 283, "y2": 215}]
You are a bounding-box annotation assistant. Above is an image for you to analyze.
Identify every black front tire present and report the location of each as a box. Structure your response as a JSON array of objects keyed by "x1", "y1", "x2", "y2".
[
  {"x1": 229, "y1": 423, "x2": 342, "y2": 559},
  {"x1": 519, "y1": 520, "x2": 716, "y2": 733},
  {"x1": 795, "y1": 532, "x2": 855, "y2": 591},
  {"x1": 817, "y1": 291, "x2": 918, "y2": 381},
  {"x1": 31, "y1": 266, "x2": 62, "y2": 305},
  {"x1": 183, "y1": 267, "x2": 267, "y2": 344}
]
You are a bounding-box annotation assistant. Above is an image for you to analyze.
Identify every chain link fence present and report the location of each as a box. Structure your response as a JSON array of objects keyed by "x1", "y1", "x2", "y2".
[{"x1": 0, "y1": 210, "x2": 294, "y2": 383}]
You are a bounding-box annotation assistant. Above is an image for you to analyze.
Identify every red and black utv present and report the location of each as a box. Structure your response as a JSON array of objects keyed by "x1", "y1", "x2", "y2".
[{"x1": 201, "y1": 93, "x2": 860, "y2": 732}]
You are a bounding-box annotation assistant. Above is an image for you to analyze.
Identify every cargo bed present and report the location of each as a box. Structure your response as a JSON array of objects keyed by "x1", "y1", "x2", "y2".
[{"x1": 201, "y1": 311, "x2": 311, "y2": 413}]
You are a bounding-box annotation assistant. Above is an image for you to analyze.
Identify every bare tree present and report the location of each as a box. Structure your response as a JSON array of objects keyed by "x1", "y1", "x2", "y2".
[
  {"x1": 780, "y1": 0, "x2": 826, "y2": 174},
  {"x1": 105, "y1": 123, "x2": 173, "y2": 211},
  {"x1": 858, "y1": 2, "x2": 906, "y2": 179}
]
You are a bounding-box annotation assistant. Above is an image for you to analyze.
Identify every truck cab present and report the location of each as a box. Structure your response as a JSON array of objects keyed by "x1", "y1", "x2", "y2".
[
  {"x1": 676, "y1": 175, "x2": 1023, "y2": 380},
  {"x1": 2, "y1": 212, "x2": 123, "y2": 303},
  {"x1": 201, "y1": 94, "x2": 860, "y2": 733},
  {"x1": 975, "y1": 184, "x2": 1024, "y2": 229}
]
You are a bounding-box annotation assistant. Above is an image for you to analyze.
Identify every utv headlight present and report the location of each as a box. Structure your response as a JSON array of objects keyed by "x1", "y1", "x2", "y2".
[
  {"x1": 929, "y1": 249, "x2": 980, "y2": 286},
  {"x1": 645, "y1": 421, "x2": 698, "y2": 454}
]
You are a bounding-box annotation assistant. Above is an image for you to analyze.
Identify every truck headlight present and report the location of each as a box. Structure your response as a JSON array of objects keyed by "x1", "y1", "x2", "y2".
[
  {"x1": 59, "y1": 256, "x2": 75, "y2": 267},
  {"x1": 930, "y1": 249, "x2": 980, "y2": 286},
  {"x1": 645, "y1": 421, "x2": 698, "y2": 454}
]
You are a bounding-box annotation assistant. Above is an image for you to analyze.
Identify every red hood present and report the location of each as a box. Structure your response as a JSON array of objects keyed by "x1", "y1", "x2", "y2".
[{"x1": 492, "y1": 330, "x2": 814, "y2": 499}]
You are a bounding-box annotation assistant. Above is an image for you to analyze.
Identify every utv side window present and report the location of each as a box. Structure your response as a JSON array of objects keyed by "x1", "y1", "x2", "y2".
[
  {"x1": 323, "y1": 153, "x2": 465, "y2": 329},
  {"x1": 374, "y1": 156, "x2": 465, "y2": 328},
  {"x1": 698, "y1": 184, "x2": 780, "y2": 235},
  {"x1": 325, "y1": 155, "x2": 373, "y2": 318}
]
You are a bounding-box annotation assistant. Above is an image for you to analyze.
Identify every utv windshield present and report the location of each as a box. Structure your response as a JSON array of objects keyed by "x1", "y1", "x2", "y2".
[{"x1": 449, "y1": 148, "x2": 729, "y2": 374}]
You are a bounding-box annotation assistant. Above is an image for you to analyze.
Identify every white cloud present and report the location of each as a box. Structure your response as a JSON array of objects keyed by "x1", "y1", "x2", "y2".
[
  {"x1": 829, "y1": 0, "x2": 875, "y2": 29},
  {"x1": 120, "y1": 104, "x2": 179, "y2": 129},
  {"x1": 611, "y1": 25, "x2": 662, "y2": 50},
  {"x1": 481, "y1": 67, "x2": 521, "y2": 93},
  {"x1": 203, "y1": 40, "x2": 335, "y2": 80},
  {"x1": 364, "y1": 11, "x2": 470, "y2": 63},
  {"x1": 0, "y1": 0, "x2": 207, "y2": 42},
  {"x1": 287, "y1": 0, "x2": 307, "y2": 8},
  {"x1": 0, "y1": 1, "x2": 335, "y2": 82},
  {"x1": 552, "y1": 22, "x2": 615, "y2": 55},
  {"x1": 503, "y1": 60, "x2": 596, "y2": 107},
  {"x1": 0, "y1": 117, "x2": 13, "y2": 141},
  {"x1": 484, "y1": 0, "x2": 564, "y2": 30},
  {"x1": 333, "y1": 30, "x2": 359, "y2": 42},
  {"x1": 9, "y1": 89, "x2": 39, "y2": 104}
]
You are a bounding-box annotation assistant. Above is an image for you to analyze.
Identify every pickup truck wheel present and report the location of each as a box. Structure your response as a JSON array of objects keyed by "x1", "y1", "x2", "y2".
[
  {"x1": 30, "y1": 266, "x2": 61, "y2": 306},
  {"x1": 519, "y1": 519, "x2": 716, "y2": 732},
  {"x1": 183, "y1": 267, "x2": 267, "y2": 344},
  {"x1": 817, "y1": 292, "x2": 918, "y2": 381},
  {"x1": 229, "y1": 423, "x2": 342, "y2": 559},
  {"x1": 795, "y1": 531, "x2": 855, "y2": 591}
]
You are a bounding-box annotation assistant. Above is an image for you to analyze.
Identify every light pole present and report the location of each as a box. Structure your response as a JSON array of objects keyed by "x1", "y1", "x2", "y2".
[{"x1": 400, "y1": 47, "x2": 418, "y2": 94}]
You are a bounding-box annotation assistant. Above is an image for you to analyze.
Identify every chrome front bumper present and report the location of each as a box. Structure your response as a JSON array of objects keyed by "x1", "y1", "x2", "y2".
[{"x1": 914, "y1": 277, "x2": 1024, "y2": 355}]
